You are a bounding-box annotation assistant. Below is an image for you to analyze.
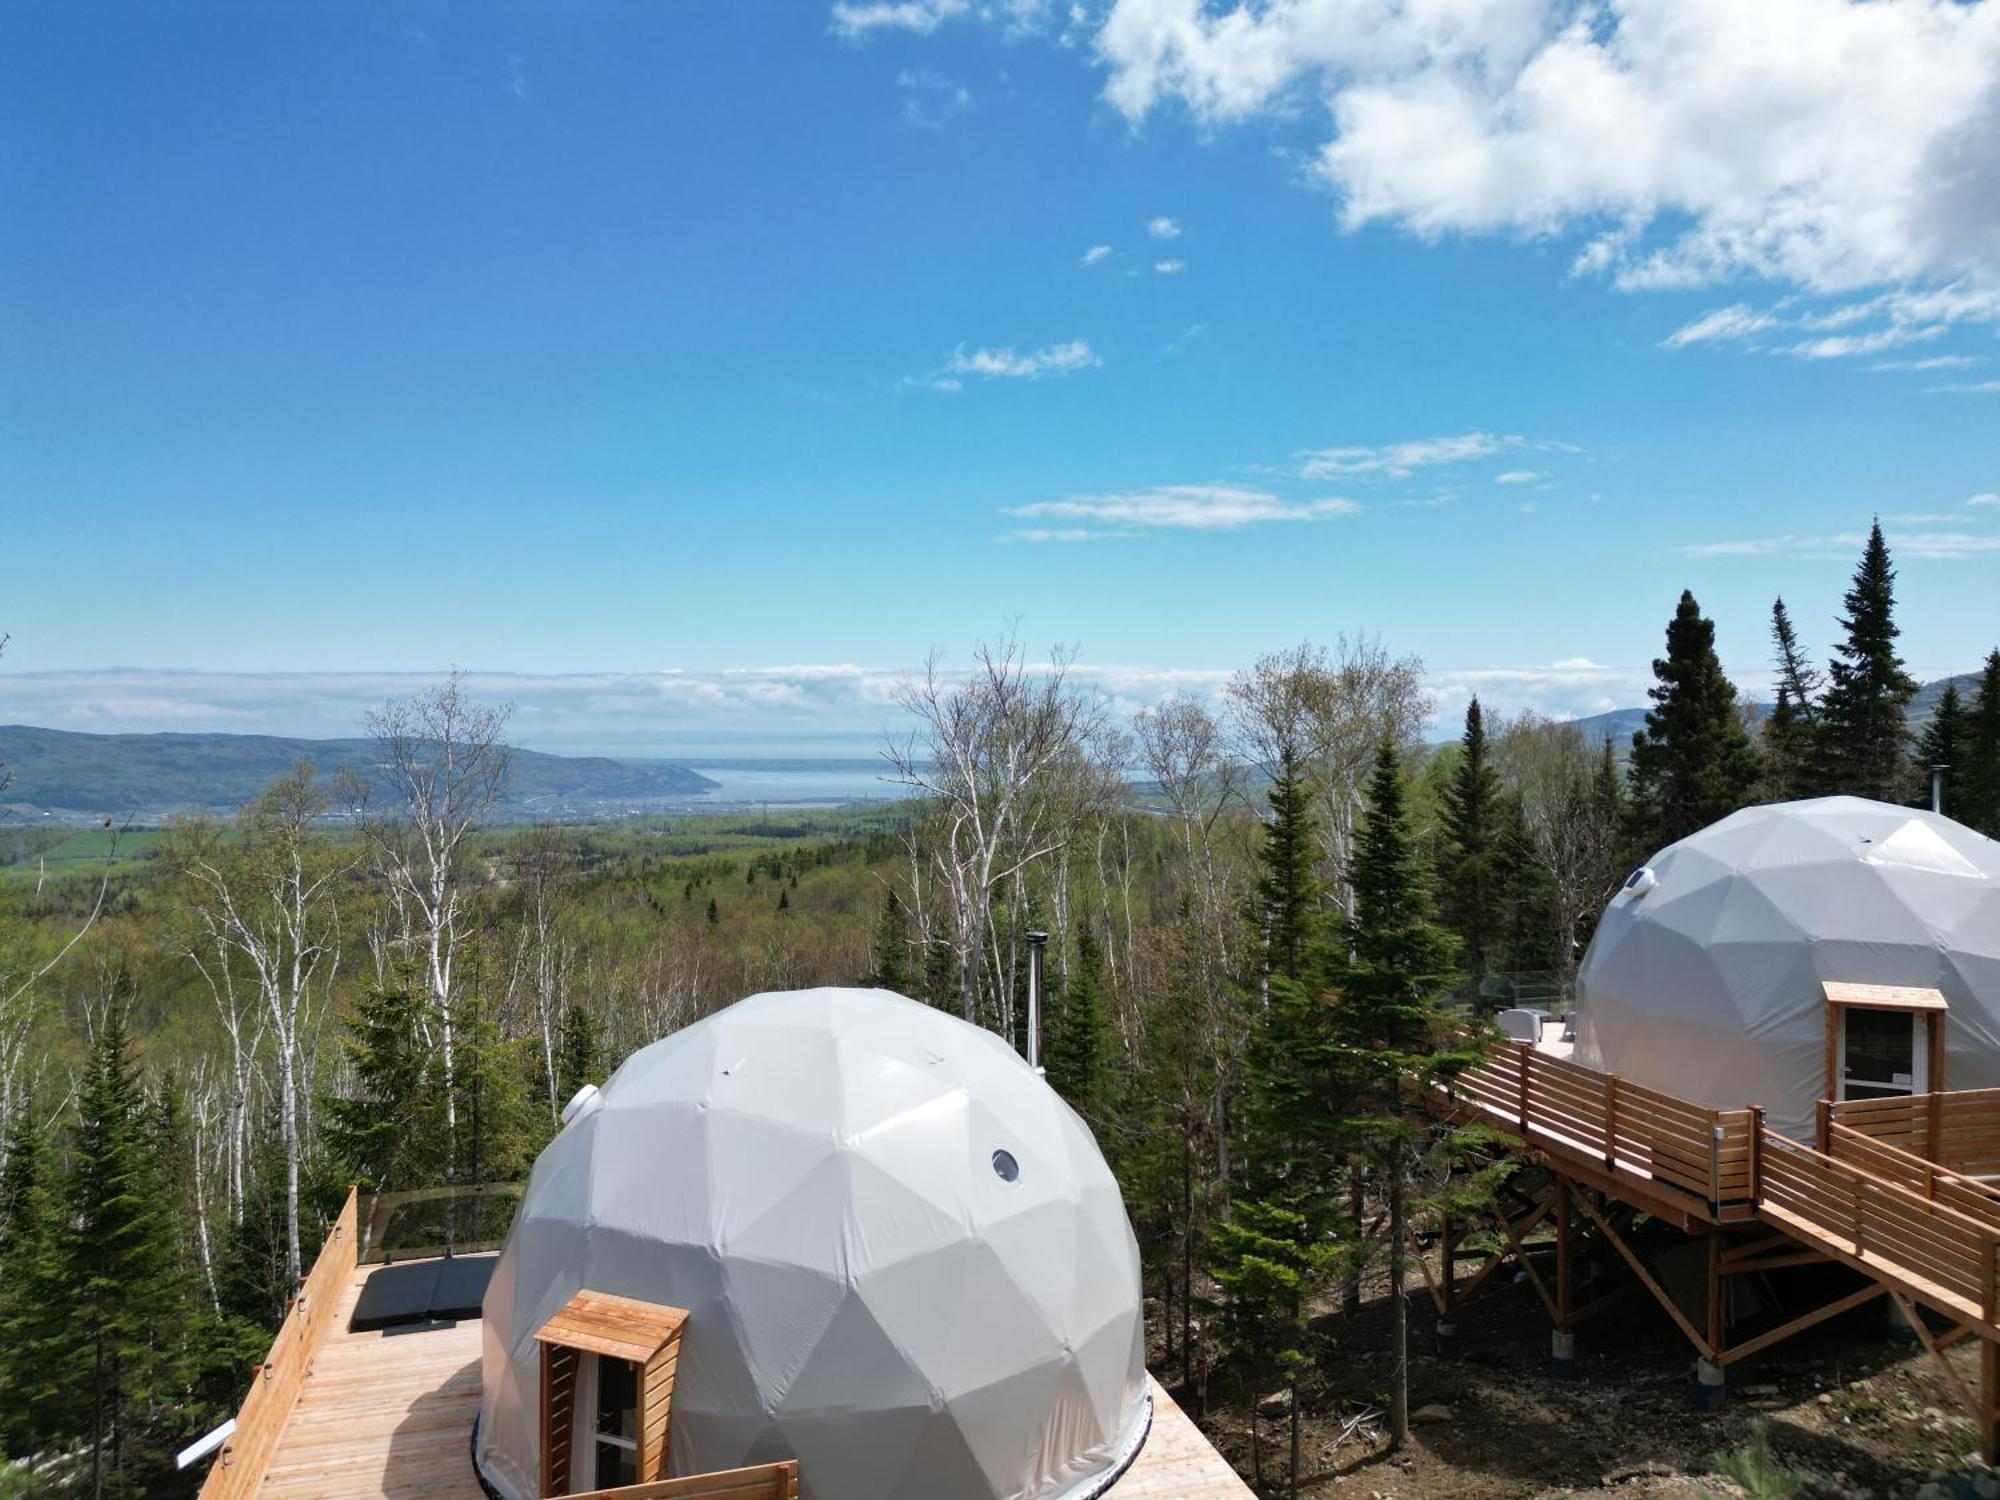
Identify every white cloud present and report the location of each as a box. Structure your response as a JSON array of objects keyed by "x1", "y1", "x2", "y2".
[
  {"x1": 1009, "y1": 482, "x2": 1360, "y2": 532},
  {"x1": 1081, "y1": 243, "x2": 1113, "y2": 265},
  {"x1": 1682, "y1": 530, "x2": 2000, "y2": 561},
  {"x1": 1875, "y1": 355, "x2": 1980, "y2": 372},
  {"x1": 948, "y1": 339, "x2": 1100, "y2": 377},
  {"x1": 1661, "y1": 304, "x2": 1778, "y2": 350},
  {"x1": 896, "y1": 65, "x2": 972, "y2": 127},
  {"x1": 1969, "y1": 493, "x2": 2000, "y2": 508},
  {"x1": 914, "y1": 339, "x2": 1102, "y2": 387},
  {"x1": 1936, "y1": 380, "x2": 2000, "y2": 394},
  {"x1": 1090, "y1": 0, "x2": 2000, "y2": 301},
  {"x1": 1154, "y1": 258, "x2": 1186, "y2": 275},
  {"x1": 832, "y1": 0, "x2": 969, "y2": 38},
  {"x1": 1148, "y1": 215, "x2": 1182, "y2": 239},
  {"x1": 1782, "y1": 324, "x2": 1947, "y2": 360},
  {"x1": 1003, "y1": 526, "x2": 1123, "y2": 543},
  {"x1": 1428, "y1": 660, "x2": 1657, "y2": 725},
  {"x1": 1493, "y1": 470, "x2": 1540, "y2": 485},
  {"x1": 1297, "y1": 431, "x2": 1573, "y2": 479}
]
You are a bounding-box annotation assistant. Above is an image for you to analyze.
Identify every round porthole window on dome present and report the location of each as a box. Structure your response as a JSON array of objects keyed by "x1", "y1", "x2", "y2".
[{"x1": 990, "y1": 1148, "x2": 1019, "y2": 1183}]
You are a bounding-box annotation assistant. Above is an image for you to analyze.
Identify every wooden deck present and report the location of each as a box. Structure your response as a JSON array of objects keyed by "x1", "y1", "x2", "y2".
[
  {"x1": 1446, "y1": 1041, "x2": 2000, "y2": 1457},
  {"x1": 252, "y1": 1261, "x2": 1250, "y2": 1498}
]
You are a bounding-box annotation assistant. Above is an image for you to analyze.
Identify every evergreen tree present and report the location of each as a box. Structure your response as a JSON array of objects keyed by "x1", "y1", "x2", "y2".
[
  {"x1": 776, "y1": 886, "x2": 790, "y2": 912},
  {"x1": 325, "y1": 977, "x2": 437, "y2": 1192},
  {"x1": 1437, "y1": 699, "x2": 1503, "y2": 982},
  {"x1": 556, "y1": 1001, "x2": 604, "y2": 1103},
  {"x1": 1763, "y1": 597, "x2": 1824, "y2": 799},
  {"x1": 65, "y1": 1016, "x2": 193, "y2": 1496},
  {"x1": 1256, "y1": 749, "x2": 1322, "y2": 986},
  {"x1": 1043, "y1": 917, "x2": 1106, "y2": 1116},
  {"x1": 1208, "y1": 1198, "x2": 1335, "y2": 1497},
  {"x1": 0, "y1": 1105, "x2": 67, "y2": 1458},
  {"x1": 1813, "y1": 522, "x2": 1917, "y2": 800},
  {"x1": 1628, "y1": 590, "x2": 1761, "y2": 849},
  {"x1": 1964, "y1": 651, "x2": 2000, "y2": 837},
  {"x1": 1330, "y1": 744, "x2": 1490, "y2": 1448},
  {"x1": 1494, "y1": 789, "x2": 1558, "y2": 974},
  {"x1": 1916, "y1": 682, "x2": 1966, "y2": 810},
  {"x1": 451, "y1": 989, "x2": 536, "y2": 1189},
  {"x1": 859, "y1": 890, "x2": 912, "y2": 991},
  {"x1": 706, "y1": 897, "x2": 719, "y2": 925}
]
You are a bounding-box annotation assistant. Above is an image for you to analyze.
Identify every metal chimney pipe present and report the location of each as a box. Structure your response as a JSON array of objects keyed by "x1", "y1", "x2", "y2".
[
  {"x1": 1025, "y1": 931, "x2": 1048, "y2": 1071},
  {"x1": 1932, "y1": 764, "x2": 1949, "y2": 816}
]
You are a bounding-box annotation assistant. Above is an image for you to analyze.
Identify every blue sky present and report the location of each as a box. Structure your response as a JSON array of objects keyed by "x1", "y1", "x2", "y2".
[{"x1": 3, "y1": 0, "x2": 1995, "y2": 752}]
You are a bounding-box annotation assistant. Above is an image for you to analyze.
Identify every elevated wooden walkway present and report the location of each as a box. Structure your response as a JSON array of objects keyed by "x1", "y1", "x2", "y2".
[{"x1": 1443, "y1": 1042, "x2": 2000, "y2": 1454}]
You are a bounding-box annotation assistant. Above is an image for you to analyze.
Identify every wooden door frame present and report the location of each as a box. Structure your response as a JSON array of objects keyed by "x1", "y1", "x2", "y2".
[{"x1": 1822, "y1": 982, "x2": 1948, "y2": 1105}]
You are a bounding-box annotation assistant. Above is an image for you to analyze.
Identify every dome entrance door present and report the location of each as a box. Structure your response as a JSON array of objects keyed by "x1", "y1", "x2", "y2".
[
  {"x1": 1838, "y1": 1007, "x2": 1927, "y2": 1102},
  {"x1": 1822, "y1": 981, "x2": 1949, "y2": 1106}
]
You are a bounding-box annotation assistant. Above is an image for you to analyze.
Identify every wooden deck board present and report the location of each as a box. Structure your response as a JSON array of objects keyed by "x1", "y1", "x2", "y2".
[{"x1": 257, "y1": 1262, "x2": 1249, "y2": 1498}]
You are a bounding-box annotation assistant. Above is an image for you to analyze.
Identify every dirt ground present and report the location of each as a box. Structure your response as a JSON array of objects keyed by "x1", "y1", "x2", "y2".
[{"x1": 1164, "y1": 1255, "x2": 2000, "y2": 1500}]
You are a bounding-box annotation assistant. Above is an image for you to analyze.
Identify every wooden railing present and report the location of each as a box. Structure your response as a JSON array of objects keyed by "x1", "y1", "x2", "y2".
[
  {"x1": 1453, "y1": 1043, "x2": 2000, "y2": 1328},
  {"x1": 1760, "y1": 1129, "x2": 2000, "y2": 1324},
  {"x1": 1453, "y1": 1042, "x2": 1759, "y2": 1209},
  {"x1": 199, "y1": 1187, "x2": 359, "y2": 1498},
  {"x1": 573, "y1": 1460, "x2": 802, "y2": 1499},
  {"x1": 1826, "y1": 1089, "x2": 2000, "y2": 1177}
]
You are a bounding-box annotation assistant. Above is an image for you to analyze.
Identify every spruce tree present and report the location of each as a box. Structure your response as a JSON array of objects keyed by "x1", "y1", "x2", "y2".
[
  {"x1": 0, "y1": 1105, "x2": 67, "y2": 1458},
  {"x1": 325, "y1": 977, "x2": 437, "y2": 1192},
  {"x1": 66, "y1": 1016, "x2": 192, "y2": 1496},
  {"x1": 1494, "y1": 789, "x2": 1557, "y2": 974},
  {"x1": 1916, "y1": 682, "x2": 1966, "y2": 811},
  {"x1": 1813, "y1": 521, "x2": 1917, "y2": 800},
  {"x1": 1044, "y1": 917, "x2": 1106, "y2": 1116},
  {"x1": 1437, "y1": 699, "x2": 1503, "y2": 983},
  {"x1": 451, "y1": 989, "x2": 535, "y2": 1190},
  {"x1": 1763, "y1": 597, "x2": 1824, "y2": 799},
  {"x1": 1330, "y1": 744, "x2": 1489, "y2": 1448},
  {"x1": 1628, "y1": 590, "x2": 1762, "y2": 849},
  {"x1": 1964, "y1": 651, "x2": 2000, "y2": 837},
  {"x1": 860, "y1": 890, "x2": 912, "y2": 991},
  {"x1": 1256, "y1": 749, "x2": 1322, "y2": 986},
  {"x1": 556, "y1": 1001, "x2": 604, "y2": 1102}
]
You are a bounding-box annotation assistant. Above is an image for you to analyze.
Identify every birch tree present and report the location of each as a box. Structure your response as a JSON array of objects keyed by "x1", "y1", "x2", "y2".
[
  {"x1": 353, "y1": 674, "x2": 513, "y2": 1171},
  {"x1": 169, "y1": 765, "x2": 350, "y2": 1282},
  {"x1": 884, "y1": 637, "x2": 1105, "y2": 1036}
]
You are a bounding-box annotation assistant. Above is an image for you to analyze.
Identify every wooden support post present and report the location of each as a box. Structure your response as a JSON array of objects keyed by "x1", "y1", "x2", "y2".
[
  {"x1": 1816, "y1": 1097, "x2": 1832, "y2": 1155},
  {"x1": 1572, "y1": 1189, "x2": 1713, "y2": 1361},
  {"x1": 1555, "y1": 1175, "x2": 1573, "y2": 1333},
  {"x1": 1491, "y1": 1194, "x2": 1561, "y2": 1327},
  {"x1": 1706, "y1": 1231, "x2": 1725, "y2": 1358}
]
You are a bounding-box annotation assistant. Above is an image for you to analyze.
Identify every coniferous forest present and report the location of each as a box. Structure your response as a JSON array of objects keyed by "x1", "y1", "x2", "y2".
[{"x1": 2, "y1": 525, "x2": 1998, "y2": 1496}]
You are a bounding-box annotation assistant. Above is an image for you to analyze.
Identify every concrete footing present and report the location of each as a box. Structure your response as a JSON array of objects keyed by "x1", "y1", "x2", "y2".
[
  {"x1": 1696, "y1": 1358, "x2": 1726, "y2": 1412},
  {"x1": 1435, "y1": 1320, "x2": 1457, "y2": 1352},
  {"x1": 1550, "y1": 1330, "x2": 1576, "y2": 1378}
]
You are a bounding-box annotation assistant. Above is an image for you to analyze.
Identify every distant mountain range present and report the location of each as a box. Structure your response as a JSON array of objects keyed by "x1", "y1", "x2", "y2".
[
  {"x1": 0, "y1": 726, "x2": 718, "y2": 823},
  {"x1": 1570, "y1": 672, "x2": 1978, "y2": 755}
]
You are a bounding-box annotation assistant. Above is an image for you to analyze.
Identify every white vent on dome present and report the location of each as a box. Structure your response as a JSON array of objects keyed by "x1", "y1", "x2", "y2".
[
  {"x1": 560, "y1": 1083, "x2": 600, "y2": 1127},
  {"x1": 1621, "y1": 866, "x2": 1658, "y2": 899}
]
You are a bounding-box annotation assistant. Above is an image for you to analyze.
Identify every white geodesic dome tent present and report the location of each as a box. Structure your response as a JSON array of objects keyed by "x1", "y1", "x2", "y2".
[
  {"x1": 1575, "y1": 797, "x2": 2000, "y2": 1141},
  {"x1": 474, "y1": 987, "x2": 1149, "y2": 1500}
]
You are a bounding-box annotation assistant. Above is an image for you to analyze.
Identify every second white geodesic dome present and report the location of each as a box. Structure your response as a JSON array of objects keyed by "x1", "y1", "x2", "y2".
[
  {"x1": 474, "y1": 986, "x2": 1149, "y2": 1500},
  {"x1": 1575, "y1": 796, "x2": 2000, "y2": 1140}
]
